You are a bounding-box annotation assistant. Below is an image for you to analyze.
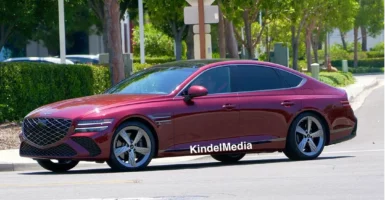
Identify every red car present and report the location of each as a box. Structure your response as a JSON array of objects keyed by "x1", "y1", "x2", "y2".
[{"x1": 19, "y1": 59, "x2": 357, "y2": 172}]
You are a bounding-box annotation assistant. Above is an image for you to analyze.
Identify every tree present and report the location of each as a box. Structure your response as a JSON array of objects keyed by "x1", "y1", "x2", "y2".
[
  {"x1": 145, "y1": 0, "x2": 188, "y2": 61},
  {"x1": 0, "y1": 0, "x2": 41, "y2": 51},
  {"x1": 88, "y1": 0, "x2": 125, "y2": 85}
]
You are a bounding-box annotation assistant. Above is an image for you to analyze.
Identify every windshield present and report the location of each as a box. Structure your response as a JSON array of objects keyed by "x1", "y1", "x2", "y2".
[{"x1": 105, "y1": 66, "x2": 199, "y2": 94}]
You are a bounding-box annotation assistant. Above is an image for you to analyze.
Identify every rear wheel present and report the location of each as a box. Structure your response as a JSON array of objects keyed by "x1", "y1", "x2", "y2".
[
  {"x1": 107, "y1": 121, "x2": 156, "y2": 171},
  {"x1": 284, "y1": 113, "x2": 327, "y2": 160},
  {"x1": 211, "y1": 153, "x2": 245, "y2": 163},
  {"x1": 36, "y1": 159, "x2": 79, "y2": 172}
]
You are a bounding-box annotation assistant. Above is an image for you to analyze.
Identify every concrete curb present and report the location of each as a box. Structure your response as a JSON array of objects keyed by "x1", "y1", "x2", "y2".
[
  {"x1": 0, "y1": 76, "x2": 380, "y2": 173},
  {"x1": 348, "y1": 77, "x2": 379, "y2": 103}
]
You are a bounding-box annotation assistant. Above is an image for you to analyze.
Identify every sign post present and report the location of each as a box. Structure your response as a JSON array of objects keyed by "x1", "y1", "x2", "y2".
[{"x1": 184, "y1": 0, "x2": 218, "y2": 59}]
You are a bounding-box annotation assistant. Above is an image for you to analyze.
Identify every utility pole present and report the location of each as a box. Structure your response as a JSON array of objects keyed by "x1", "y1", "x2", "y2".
[
  {"x1": 58, "y1": 0, "x2": 66, "y2": 64},
  {"x1": 138, "y1": 0, "x2": 145, "y2": 63},
  {"x1": 198, "y1": 0, "x2": 206, "y2": 59}
]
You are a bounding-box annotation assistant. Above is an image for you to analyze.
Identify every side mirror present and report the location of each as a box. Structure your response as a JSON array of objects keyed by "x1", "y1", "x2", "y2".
[{"x1": 184, "y1": 85, "x2": 208, "y2": 102}]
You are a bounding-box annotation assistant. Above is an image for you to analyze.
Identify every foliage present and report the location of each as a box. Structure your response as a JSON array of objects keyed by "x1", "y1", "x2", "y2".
[
  {"x1": 355, "y1": 0, "x2": 384, "y2": 37},
  {"x1": 132, "y1": 63, "x2": 153, "y2": 73},
  {"x1": 347, "y1": 66, "x2": 384, "y2": 74},
  {"x1": 132, "y1": 24, "x2": 176, "y2": 57},
  {"x1": 0, "y1": 63, "x2": 110, "y2": 122},
  {"x1": 366, "y1": 51, "x2": 384, "y2": 58},
  {"x1": 133, "y1": 56, "x2": 176, "y2": 65},
  {"x1": 331, "y1": 58, "x2": 384, "y2": 68},
  {"x1": 370, "y1": 42, "x2": 384, "y2": 52},
  {"x1": 304, "y1": 71, "x2": 355, "y2": 87}
]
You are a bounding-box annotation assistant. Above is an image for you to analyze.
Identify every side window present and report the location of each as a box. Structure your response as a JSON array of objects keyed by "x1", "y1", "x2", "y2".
[
  {"x1": 185, "y1": 67, "x2": 230, "y2": 95},
  {"x1": 275, "y1": 69, "x2": 304, "y2": 88},
  {"x1": 230, "y1": 65, "x2": 283, "y2": 92}
]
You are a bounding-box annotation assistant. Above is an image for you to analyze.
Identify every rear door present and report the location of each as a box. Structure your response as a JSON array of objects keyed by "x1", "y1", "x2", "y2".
[{"x1": 230, "y1": 64, "x2": 304, "y2": 150}]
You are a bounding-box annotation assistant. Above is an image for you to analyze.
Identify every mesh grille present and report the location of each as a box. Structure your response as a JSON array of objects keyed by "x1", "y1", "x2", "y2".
[
  {"x1": 23, "y1": 118, "x2": 72, "y2": 146},
  {"x1": 20, "y1": 142, "x2": 77, "y2": 157},
  {"x1": 72, "y1": 137, "x2": 102, "y2": 157}
]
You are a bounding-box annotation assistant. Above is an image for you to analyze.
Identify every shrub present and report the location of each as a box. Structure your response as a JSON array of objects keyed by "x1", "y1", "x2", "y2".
[
  {"x1": 303, "y1": 71, "x2": 355, "y2": 87},
  {"x1": 366, "y1": 51, "x2": 384, "y2": 58},
  {"x1": 132, "y1": 56, "x2": 176, "y2": 65},
  {"x1": 0, "y1": 63, "x2": 111, "y2": 122},
  {"x1": 331, "y1": 58, "x2": 384, "y2": 68},
  {"x1": 370, "y1": 42, "x2": 384, "y2": 52},
  {"x1": 133, "y1": 63, "x2": 153, "y2": 73},
  {"x1": 348, "y1": 67, "x2": 384, "y2": 74}
]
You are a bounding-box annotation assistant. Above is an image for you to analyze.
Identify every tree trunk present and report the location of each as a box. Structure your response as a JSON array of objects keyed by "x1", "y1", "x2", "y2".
[
  {"x1": 324, "y1": 31, "x2": 329, "y2": 71},
  {"x1": 104, "y1": 0, "x2": 125, "y2": 85},
  {"x1": 217, "y1": 1, "x2": 226, "y2": 58},
  {"x1": 266, "y1": 26, "x2": 270, "y2": 61},
  {"x1": 305, "y1": 27, "x2": 312, "y2": 71},
  {"x1": 224, "y1": 20, "x2": 239, "y2": 58},
  {"x1": 174, "y1": 35, "x2": 182, "y2": 61},
  {"x1": 291, "y1": 26, "x2": 299, "y2": 70},
  {"x1": 361, "y1": 26, "x2": 367, "y2": 51},
  {"x1": 311, "y1": 32, "x2": 319, "y2": 63},
  {"x1": 339, "y1": 29, "x2": 347, "y2": 51},
  {"x1": 353, "y1": 26, "x2": 359, "y2": 67},
  {"x1": 243, "y1": 10, "x2": 253, "y2": 59},
  {"x1": 186, "y1": 25, "x2": 194, "y2": 59}
]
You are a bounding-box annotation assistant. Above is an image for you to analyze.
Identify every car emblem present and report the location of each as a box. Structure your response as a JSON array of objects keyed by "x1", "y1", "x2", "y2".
[{"x1": 37, "y1": 119, "x2": 48, "y2": 127}]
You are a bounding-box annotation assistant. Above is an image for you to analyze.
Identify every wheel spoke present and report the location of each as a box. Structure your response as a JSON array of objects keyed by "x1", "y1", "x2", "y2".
[
  {"x1": 298, "y1": 138, "x2": 308, "y2": 151},
  {"x1": 128, "y1": 150, "x2": 137, "y2": 167},
  {"x1": 119, "y1": 130, "x2": 131, "y2": 145},
  {"x1": 135, "y1": 146, "x2": 150, "y2": 155},
  {"x1": 133, "y1": 130, "x2": 144, "y2": 144},
  {"x1": 296, "y1": 125, "x2": 307, "y2": 136},
  {"x1": 115, "y1": 146, "x2": 130, "y2": 157},
  {"x1": 310, "y1": 130, "x2": 323, "y2": 138},
  {"x1": 307, "y1": 118, "x2": 312, "y2": 134},
  {"x1": 308, "y1": 138, "x2": 318, "y2": 152}
]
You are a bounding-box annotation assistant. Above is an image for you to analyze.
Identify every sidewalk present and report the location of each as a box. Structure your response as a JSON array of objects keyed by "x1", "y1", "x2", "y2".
[{"x1": 0, "y1": 74, "x2": 381, "y2": 172}]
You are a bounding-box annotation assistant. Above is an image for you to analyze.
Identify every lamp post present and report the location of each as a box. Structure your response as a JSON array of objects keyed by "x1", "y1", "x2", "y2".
[{"x1": 58, "y1": 0, "x2": 66, "y2": 64}]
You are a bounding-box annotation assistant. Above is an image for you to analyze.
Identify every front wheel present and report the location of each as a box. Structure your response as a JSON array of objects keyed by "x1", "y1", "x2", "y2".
[
  {"x1": 211, "y1": 153, "x2": 245, "y2": 163},
  {"x1": 284, "y1": 113, "x2": 327, "y2": 160},
  {"x1": 107, "y1": 121, "x2": 156, "y2": 171},
  {"x1": 36, "y1": 159, "x2": 79, "y2": 172}
]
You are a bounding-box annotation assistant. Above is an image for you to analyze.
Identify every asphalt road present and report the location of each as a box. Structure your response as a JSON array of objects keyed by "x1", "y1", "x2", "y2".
[{"x1": 0, "y1": 83, "x2": 384, "y2": 200}]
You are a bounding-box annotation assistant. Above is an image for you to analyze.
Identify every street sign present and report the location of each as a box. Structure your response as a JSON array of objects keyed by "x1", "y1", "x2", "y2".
[
  {"x1": 184, "y1": 5, "x2": 219, "y2": 24},
  {"x1": 185, "y1": 0, "x2": 215, "y2": 6}
]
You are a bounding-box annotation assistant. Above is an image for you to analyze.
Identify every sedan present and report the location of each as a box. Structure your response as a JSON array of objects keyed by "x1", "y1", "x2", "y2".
[{"x1": 19, "y1": 59, "x2": 357, "y2": 172}]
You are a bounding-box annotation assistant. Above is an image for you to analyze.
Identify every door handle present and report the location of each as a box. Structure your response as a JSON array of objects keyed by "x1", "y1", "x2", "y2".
[
  {"x1": 281, "y1": 101, "x2": 295, "y2": 107},
  {"x1": 222, "y1": 104, "x2": 236, "y2": 109}
]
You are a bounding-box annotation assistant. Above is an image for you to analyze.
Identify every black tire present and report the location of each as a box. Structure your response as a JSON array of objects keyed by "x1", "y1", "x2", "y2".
[
  {"x1": 211, "y1": 153, "x2": 245, "y2": 163},
  {"x1": 284, "y1": 112, "x2": 327, "y2": 161},
  {"x1": 36, "y1": 159, "x2": 79, "y2": 172},
  {"x1": 107, "y1": 121, "x2": 156, "y2": 171}
]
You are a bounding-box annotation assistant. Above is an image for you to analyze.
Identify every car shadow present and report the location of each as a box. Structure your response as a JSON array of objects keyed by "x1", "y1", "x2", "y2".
[{"x1": 20, "y1": 155, "x2": 354, "y2": 175}]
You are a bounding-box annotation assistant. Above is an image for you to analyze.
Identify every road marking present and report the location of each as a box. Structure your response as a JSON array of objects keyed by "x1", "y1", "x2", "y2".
[{"x1": 0, "y1": 179, "x2": 142, "y2": 188}]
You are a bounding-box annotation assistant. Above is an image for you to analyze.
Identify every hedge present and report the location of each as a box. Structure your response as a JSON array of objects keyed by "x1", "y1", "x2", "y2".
[
  {"x1": 347, "y1": 67, "x2": 384, "y2": 74},
  {"x1": 366, "y1": 51, "x2": 384, "y2": 58},
  {"x1": 304, "y1": 72, "x2": 355, "y2": 87},
  {"x1": 0, "y1": 63, "x2": 111, "y2": 122},
  {"x1": 331, "y1": 58, "x2": 384, "y2": 68},
  {"x1": 132, "y1": 56, "x2": 176, "y2": 65}
]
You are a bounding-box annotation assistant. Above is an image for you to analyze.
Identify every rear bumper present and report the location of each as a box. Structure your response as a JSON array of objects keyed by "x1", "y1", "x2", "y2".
[{"x1": 329, "y1": 117, "x2": 357, "y2": 145}]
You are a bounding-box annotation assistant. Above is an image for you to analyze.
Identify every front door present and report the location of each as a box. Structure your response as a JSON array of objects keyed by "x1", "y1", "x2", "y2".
[{"x1": 168, "y1": 66, "x2": 240, "y2": 155}]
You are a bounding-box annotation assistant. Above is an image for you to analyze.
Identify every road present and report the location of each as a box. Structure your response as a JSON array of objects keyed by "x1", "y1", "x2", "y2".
[{"x1": 0, "y1": 82, "x2": 384, "y2": 200}]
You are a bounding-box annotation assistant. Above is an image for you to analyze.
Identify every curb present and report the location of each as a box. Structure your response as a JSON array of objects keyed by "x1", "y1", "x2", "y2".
[{"x1": 348, "y1": 78, "x2": 379, "y2": 103}]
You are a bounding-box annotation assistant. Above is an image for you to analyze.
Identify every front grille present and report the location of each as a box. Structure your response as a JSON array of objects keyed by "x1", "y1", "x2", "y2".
[
  {"x1": 72, "y1": 137, "x2": 102, "y2": 157},
  {"x1": 20, "y1": 142, "x2": 77, "y2": 157},
  {"x1": 23, "y1": 118, "x2": 72, "y2": 146}
]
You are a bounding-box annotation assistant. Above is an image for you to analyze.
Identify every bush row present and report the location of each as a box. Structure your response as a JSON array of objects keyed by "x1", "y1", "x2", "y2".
[
  {"x1": 331, "y1": 58, "x2": 384, "y2": 68},
  {"x1": 132, "y1": 56, "x2": 176, "y2": 65},
  {"x1": 366, "y1": 51, "x2": 384, "y2": 58},
  {"x1": 303, "y1": 72, "x2": 355, "y2": 87},
  {"x1": 0, "y1": 63, "x2": 111, "y2": 122}
]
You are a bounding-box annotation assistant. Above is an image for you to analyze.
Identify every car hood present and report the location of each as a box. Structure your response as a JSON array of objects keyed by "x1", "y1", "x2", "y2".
[{"x1": 25, "y1": 94, "x2": 165, "y2": 119}]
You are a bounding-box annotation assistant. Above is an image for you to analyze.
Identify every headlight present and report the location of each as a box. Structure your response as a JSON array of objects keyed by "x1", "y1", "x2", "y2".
[{"x1": 74, "y1": 119, "x2": 114, "y2": 133}]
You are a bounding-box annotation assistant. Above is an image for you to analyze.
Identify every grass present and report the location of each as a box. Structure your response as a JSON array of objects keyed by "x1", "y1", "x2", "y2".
[{"x1": 0, "y1": 122, "x2": 21, "y2": 150}]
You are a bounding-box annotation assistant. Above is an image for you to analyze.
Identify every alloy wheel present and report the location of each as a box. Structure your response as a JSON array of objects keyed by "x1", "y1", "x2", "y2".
[
  {"x1": 295, "y1": 116, "x2": 325, "y2": 157},
  {"x1": 112, "y1": 126, "x2": 152, "y2": 168}
]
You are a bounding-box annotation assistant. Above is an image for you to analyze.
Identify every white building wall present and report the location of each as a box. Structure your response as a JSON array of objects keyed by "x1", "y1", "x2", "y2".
[
  {"x1": 26, "y1": 40, "x2": 49, "y2": 57},
  {"x1": 328, "y1": 28, "x2": 384, "y2": 50}
]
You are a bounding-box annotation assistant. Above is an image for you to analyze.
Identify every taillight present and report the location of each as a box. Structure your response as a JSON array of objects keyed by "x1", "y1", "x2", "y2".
[{"x1": 341, "y1": 100, "x2": 351, "y2": 107}]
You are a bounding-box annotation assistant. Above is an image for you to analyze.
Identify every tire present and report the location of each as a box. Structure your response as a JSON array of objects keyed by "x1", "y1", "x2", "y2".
[
  {"x1": 36, "y1": 159, "x2": 79, "y2": 172},
  {"x1": 211, "y1": 153, "x2": 245, "y2": 163},
  {"x1": 107, "y1": 121, "x2": 156, "y2": 171},
  {"x1": 284, "y1": 112, "x2": 327, "y2": 161}
]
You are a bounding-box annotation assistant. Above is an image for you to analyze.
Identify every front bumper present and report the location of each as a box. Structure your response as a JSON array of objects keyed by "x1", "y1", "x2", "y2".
[{"x1": 19, "y1": 131, "x2": 112, "y2": 161}]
